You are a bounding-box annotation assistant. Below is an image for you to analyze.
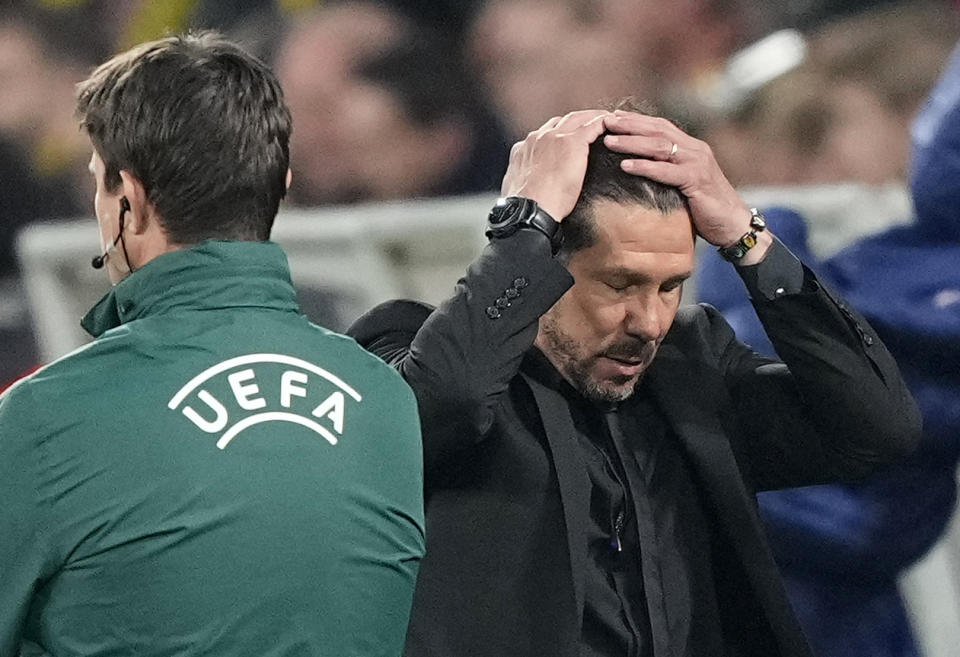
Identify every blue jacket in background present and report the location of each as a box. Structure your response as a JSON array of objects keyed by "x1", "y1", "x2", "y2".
[{"x1": 698, "y1": 190, "x2": 960, "y2": 656}]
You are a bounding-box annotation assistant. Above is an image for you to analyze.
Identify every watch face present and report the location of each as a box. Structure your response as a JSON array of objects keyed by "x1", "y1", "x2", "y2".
[
  {"x1": 487, "y1": 197, "x2": 527, "y2": 236},
  {"x1": 489, "y1": 197, "x2": 519, "y2": 223}
]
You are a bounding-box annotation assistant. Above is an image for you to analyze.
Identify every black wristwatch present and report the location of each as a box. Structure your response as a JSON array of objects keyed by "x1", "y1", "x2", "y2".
[
  {"x1": 486, "y1": 196, "x2": 563, "y2": 255},
  {"x1": 717, "y1": 208, "x2": 767, "y2": 262}
]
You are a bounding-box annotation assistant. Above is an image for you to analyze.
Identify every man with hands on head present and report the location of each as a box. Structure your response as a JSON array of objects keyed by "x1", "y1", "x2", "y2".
[{"x1": 350, "y1": 108, "x2": 921, "y2": 657}]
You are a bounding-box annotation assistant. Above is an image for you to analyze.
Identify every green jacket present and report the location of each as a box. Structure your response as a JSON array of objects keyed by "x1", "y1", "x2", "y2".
[{"x1": 0, "y1": 241, "x2": 425, "y2": 657}]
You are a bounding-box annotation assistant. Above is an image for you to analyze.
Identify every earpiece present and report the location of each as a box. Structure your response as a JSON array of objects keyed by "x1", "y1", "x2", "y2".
[{"x1": 91, "y1": 197, "x2": 132, "y2": 270}]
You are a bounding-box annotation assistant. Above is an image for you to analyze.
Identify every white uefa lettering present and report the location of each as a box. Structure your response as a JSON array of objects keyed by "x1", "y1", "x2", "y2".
[
  {"x1": 168, "y1": 354, "x2": 363, "y2": 450},
  {"x1": 312, "y1": 391, "x2": 345, "y2": 435},
  {"x1": 280, "y1": 370, "x2": 309, "y2": 408},
  {"x1": 168, "y1": 353, "x2": 361, "y2": 406},
  {"x1": 228, "y1": 369, "x2": 267, "y2": 410},
  {"x1": 181, "y1": 389, "x2": 229, "y2": 433}
]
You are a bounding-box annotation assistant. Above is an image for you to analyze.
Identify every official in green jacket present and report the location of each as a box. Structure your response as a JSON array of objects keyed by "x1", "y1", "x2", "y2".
[{"x1": 0, "y1": 33, "x2": 424, "y2": 657}]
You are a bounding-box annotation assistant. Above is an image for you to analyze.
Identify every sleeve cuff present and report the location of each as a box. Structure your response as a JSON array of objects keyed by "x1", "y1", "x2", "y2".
[{"x1": 736, "y1": 236, "x2": 806, "y2": 301}]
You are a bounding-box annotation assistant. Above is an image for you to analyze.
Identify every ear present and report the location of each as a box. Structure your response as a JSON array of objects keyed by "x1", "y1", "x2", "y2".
[{"x1": 118, "y1": 170, "x2": 152, "y2": 236}]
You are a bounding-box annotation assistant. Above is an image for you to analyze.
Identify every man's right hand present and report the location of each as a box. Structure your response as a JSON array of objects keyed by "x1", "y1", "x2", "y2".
[{"x1": 500, "y1": 110, "x2": 611, "y2": 221}]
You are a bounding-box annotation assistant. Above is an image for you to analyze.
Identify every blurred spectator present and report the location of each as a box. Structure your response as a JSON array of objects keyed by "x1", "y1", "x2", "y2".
[
  {"x1": 276, "y1": 2, "x2": 509, "y2": 206},
  {"x1": 595, "y1": 0, "x2": 754, "y2": 92},
  {"x1": 810, "y1": 0, "x2": 956, "y2": 118},
  {"x1": 379, "y1": 0, "x2": 483, "y2": 35},
  {"x1": 0, "y1": 4, "x2": 110, "y2": 385},
  {"x1": 122, "y1": 0, "x2": 300, "y2": 63},
  {"x1": 468, "y1": 0, "x2": 650, "y2": 140},
  {"x1": 0, "y1": 141, "x2": 50, "y2": 277},
  {"x1": 769, "y1": 0, "x2": 937, "y2": 30},
  {"x1": 708, "y1": 69, "x2": 912, "y2": 185},
  {"x1": 707, "y1": 0, "x2": 957, "y2": 186},
  {"x1": 0, "y1": 6, "x2": 108, "y2": 272}
]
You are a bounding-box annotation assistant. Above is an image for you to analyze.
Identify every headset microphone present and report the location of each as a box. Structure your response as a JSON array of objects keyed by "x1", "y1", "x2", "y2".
[
  {"x1": 90, "y1": 251, "x2": 109, "y2": 269},
  {"x1": 91, "y1": 197, "x2": 131, "y2": 269}
]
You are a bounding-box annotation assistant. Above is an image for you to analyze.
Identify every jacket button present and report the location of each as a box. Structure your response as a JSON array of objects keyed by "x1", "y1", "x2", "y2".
[
  {"x1": 495, "y1": 297, "x2": 511, "y2": 309},
  {"x1": 863, "y1": 334, "x2": 874, "y2": 345},
  {"x1": 513, "y1": 277, "x2": 528, "y2": 289},
  {"x1": 485, "y1": 306, "x2": 501, "y2": 319},
  {"x1": 505, "y1": 287, "x2": 520, "y2": 299}
]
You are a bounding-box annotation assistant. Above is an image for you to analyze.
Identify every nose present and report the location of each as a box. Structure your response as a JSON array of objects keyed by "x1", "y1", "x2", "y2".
[{"x1": 623, "y1": 293, "x2": 666, "y2": 343}]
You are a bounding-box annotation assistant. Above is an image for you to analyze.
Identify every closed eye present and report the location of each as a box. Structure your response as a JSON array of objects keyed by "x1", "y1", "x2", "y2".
[{"x1": 599, "y1": 267, "x2": 692, "y2": 295}]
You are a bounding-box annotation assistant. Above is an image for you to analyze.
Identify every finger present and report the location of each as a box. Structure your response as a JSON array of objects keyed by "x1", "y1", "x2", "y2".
[
  {"x1": 548, "y1": 112, "x2": 611, "y2": 150},
  {"x1": 554, "y1": 108, "x2": 613, "y2": 133},
  {"x1": 619, "y1": 158, "x2": 686, "y2": 187},
  {"x1": 532, "y1": 110, "x2": 610, "y2": 153},
  {"x1": 537, "y1": 115, "x2": 563, "y2": 133},
  {"x1": 526, "y1": 117, "x2": 562, "y2": 145},
  {"x1": 575, "y1": 112, "x2": 613, "y2": 141},
  {"x1": 605, "y1": 111, "x2": 690, "y2": 144},
  {"x1": 603, "y1": 134, "x2": 677, "y2": 161}
]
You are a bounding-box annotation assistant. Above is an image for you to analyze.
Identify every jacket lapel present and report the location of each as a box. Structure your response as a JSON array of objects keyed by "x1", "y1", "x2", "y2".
[
  {"x1": 521, "y1": 373, "x2": 590, "y2": 632},
  {"x1": 644, "y1": 341, "x2": 812, "y2": 655},
  {"x1": 643, "y1": 343, "x2": 765, "y2": 554}
]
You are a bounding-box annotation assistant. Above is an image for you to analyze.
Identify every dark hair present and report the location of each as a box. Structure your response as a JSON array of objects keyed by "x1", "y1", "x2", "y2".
[
  {"x1": 561, "y1": 136, "x2": 688, "y2": 256},
  {"x1": 75, "y1": 31, "x2": 292, "y2": 243}
]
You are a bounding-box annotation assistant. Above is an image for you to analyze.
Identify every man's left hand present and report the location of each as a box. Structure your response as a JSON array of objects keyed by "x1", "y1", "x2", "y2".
[{"x1": 602, "y1": 110, "x2": 771, "y2": 262}]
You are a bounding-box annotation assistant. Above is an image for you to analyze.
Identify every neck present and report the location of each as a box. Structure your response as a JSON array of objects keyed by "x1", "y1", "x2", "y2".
[{"x1": 120, "y1": 218, "x2": 182, "y2": 279}]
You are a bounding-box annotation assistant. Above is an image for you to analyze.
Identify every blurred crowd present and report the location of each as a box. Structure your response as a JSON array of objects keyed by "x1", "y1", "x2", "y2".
[
  {"x1": 2, "y1": 0, "x2": 957, "y2": 273},
  {"x1": 3, "y1": 2, "x2": 960, "y2": 657}
]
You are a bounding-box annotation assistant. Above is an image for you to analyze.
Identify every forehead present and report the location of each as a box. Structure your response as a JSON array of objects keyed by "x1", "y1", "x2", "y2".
[{"x1": 580, "y1": 199, "x2": 695, "y2": 265}]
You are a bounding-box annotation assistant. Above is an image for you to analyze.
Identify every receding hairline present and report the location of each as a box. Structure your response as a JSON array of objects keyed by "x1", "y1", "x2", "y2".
[{"x1": 561, "y1": 195, "x2": 693, "y2": 257}]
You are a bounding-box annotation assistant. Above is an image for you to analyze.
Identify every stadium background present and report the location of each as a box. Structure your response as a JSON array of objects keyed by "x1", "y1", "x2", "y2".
[{"x1": 1, "y1": 1, "x2": 958, "y2": 656}]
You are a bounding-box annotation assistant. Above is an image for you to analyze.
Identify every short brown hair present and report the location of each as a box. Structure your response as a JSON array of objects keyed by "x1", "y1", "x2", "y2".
[{"x1": 76, "y1": 32, "x2": 291, "y2": 243}]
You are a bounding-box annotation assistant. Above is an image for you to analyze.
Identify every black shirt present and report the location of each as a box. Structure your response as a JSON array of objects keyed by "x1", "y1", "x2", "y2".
[
  {"x1": 572, "y1": 393, "x2": 652, "y2": 657},
  {"x1": 523, "y1": 349, "x2": 726, "y2": 657}
]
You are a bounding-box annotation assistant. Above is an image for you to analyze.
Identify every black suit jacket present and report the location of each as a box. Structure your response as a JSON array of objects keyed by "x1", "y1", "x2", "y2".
[{"x1": 348, "y1": 230, "x2": 921, "y2": 657}]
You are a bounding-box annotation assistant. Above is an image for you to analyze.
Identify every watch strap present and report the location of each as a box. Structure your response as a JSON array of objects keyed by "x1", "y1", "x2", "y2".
[{"x1": 487, "y1": 197, "x2": 563, "y2": 255}]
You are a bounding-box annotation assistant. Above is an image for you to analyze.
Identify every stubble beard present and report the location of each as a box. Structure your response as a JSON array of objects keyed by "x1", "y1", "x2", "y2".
[{"x1": 538, "y1": 314, "x2": 646, "y2": 404}]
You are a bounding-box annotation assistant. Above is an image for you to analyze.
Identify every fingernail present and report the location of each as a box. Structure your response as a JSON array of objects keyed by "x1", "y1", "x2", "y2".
[{"x1": 604, "y1": 135, "x2": 618, "y2": 145}]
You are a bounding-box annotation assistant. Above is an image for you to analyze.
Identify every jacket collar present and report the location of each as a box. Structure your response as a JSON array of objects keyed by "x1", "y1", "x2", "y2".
[{"x1": 81, "y1": 240, "x2": 299, "y2": 338}]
